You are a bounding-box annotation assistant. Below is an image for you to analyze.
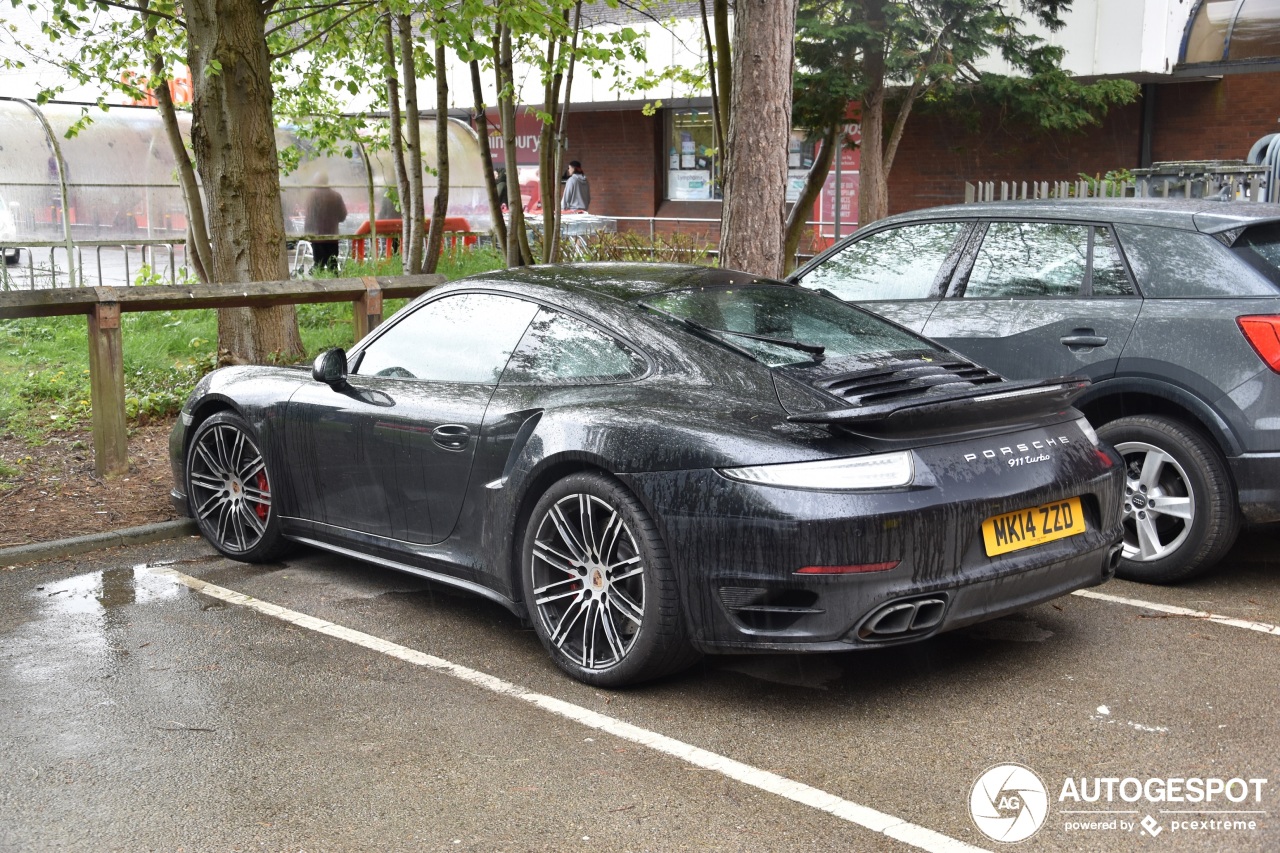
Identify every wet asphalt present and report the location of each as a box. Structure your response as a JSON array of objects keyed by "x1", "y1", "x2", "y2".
[{"x1": 2, "y1": 530, "x2": 1278, "y2": 852}]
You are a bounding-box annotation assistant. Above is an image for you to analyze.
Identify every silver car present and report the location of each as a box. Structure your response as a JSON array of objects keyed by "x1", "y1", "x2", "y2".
[{"x1": 793, "y1": 198, "x2": 1280, "y2": 583}]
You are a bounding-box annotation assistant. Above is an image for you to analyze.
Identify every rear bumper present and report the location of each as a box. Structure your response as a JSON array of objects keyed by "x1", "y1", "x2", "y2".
[
  {"x1": 622, "y1": 443, "x2": 1125, "y2": 654},
  {"x1": 1229, "y1": 452, "x2": 1280, "y2": 524}
]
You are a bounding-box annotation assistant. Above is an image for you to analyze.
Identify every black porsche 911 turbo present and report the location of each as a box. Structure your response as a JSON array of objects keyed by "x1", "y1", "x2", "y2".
[{"x1": 170, "y1": 263, "x2": 1125, "y2": 686}]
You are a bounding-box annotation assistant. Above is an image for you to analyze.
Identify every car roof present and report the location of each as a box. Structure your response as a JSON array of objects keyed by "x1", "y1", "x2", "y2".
[
  {"x1": 871, "y1": 198, "x2": 1280, "y2": 235},
  {"x1": 461, "y1": 262, "x2": 778, "y2": 302}
]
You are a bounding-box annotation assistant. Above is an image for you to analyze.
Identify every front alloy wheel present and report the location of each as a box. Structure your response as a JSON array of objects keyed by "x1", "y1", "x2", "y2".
[
  {"x1": 186, "y1": 411, "x2": 288, "y2": 562},
  {"x1": 522, "y1": 473, "x2": 697, "y2": 686}
]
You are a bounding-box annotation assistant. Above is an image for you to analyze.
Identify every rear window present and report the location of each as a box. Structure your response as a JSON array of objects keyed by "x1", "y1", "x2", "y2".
[
  {"x1": 1232, "y1": 223, "x2": 1280, "y2": 288},
  {"x1": 1114, "y1": 224, "x2": 1277, "y2": 298},
  {"x1": 639, "y1": 284, "x2": 936, "y2": 367}
]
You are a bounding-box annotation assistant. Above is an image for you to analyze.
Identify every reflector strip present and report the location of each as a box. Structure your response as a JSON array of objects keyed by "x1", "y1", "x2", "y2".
[
  {"x1": 1238, "y1": 315, "x2": 1280, "y2": 373},
  {"x1": 796, "y1": 561, "x2": 899, "y2": 575}
]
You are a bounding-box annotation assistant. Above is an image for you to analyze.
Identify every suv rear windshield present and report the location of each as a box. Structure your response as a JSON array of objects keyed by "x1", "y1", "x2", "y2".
[
  {"x1": 1234, "y1": 223, "x2": 1280, "y2": 287},
  {"x1": 639, "y1": 284, "x2": 935, "y2": 367}
]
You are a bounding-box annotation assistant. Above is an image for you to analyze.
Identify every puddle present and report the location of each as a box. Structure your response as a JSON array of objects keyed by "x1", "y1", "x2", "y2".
[{"x1": 34, "y1": 565, "x2": 182, "y2": 617}]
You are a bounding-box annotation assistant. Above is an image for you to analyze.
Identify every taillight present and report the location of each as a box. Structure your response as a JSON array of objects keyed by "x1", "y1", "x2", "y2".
[{"x1": 1238, "y1": 315, "x2": 1280, "y2": 373}]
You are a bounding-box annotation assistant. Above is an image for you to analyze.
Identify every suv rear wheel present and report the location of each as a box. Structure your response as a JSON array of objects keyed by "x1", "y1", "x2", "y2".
[{"x1": 1097, "y1": 415, "x2": 1239, "y2": 583}]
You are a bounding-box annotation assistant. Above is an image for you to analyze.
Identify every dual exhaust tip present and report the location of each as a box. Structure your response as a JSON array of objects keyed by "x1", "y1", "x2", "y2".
[{"x1": 858, "y1": 543, "x2": 1122, "y2": 642}]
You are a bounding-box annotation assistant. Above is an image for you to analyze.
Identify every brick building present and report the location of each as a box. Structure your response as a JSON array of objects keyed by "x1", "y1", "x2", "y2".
[{"x1": 453, "y1": 0, "x2": 1280, "y2": 236}]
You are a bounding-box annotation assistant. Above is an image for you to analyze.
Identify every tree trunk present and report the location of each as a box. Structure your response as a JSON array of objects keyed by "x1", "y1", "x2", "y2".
[
  {"x1": 538, "y1": 28, "x2": 564, "y2": 263},
  {"x1": 858, "y1": 0, "x2": 889, "y2": 226},
  {"x1": 470, "y1": 58, "x2": 507, "y2": 256},
  {"x1": 423, "y1": 35, "x2": 450, "y2": 274},
  {"x1": 384, "y1": 19, "x2": 411, "y2": 256},
  {"x1": 698, "y1": 0, "x2": 725, "y2": 159},
  {"x1": 399, "y1": 13, "x2": 425, "y2": 274},
  {"x1": 713, "y1": 0, "x2": 732, "y2": 160},
  {"x1": 783, "y1": 121, "x2": 838, "y2": 273},
  {"x1": 498, "y1": 26, "x2": 532, "y2": 267},
  {"x1": 147, "y1": 18, "x2": 212, "y2": 284},
  {"x1": 719, "y1": 0, "x2": 798, "y2": 278},
  {"x1": 549, "y1": 2, "x2": 582, "y2": 264},
  {"x1": 186, "y1": 0, "x2": 302, "y2": 364}
]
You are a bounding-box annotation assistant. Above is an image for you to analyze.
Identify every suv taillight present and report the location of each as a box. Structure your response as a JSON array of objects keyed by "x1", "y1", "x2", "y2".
[{"x1": 1238, "y1": 316, "x2": 1280, "y2": 373}]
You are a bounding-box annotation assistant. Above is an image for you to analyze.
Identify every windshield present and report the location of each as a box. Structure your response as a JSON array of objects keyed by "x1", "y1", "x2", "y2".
[{"x1": 639, "y1": 284, "x2": 936, "y2": 367}]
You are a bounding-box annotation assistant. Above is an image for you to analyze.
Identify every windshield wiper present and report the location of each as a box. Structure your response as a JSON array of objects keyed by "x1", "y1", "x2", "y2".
[{"x1": 695, "y1": 322, "x2": 826, "y2": 358}]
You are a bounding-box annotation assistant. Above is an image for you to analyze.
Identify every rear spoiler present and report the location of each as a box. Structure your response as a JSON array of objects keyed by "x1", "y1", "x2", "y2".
[{"x1": 787, "y1": 377, "x2": 1089, "y2": 437}]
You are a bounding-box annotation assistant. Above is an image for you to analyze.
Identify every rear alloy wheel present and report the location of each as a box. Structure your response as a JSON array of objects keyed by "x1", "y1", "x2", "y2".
[
  {"x1": 1097, "y1": 415, "x2": 1239, "y2": 584},
  {"x1": 186, "y1": 411, "x2": 289, "y2": 562},
  {"x1": 522, "y1": 472, "x2": 697, "y2": 687}
]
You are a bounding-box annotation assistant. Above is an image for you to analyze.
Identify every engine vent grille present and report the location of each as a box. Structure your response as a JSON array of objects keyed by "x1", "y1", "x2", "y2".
[{"x1": 815, "y1": 358, "x2": 1002, "y2": 406}]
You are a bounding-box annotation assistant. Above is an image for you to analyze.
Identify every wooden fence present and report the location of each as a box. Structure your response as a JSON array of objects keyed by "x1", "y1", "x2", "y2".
[{"x1": 0, "y1": 274, "x2": 444, "y2": 477}]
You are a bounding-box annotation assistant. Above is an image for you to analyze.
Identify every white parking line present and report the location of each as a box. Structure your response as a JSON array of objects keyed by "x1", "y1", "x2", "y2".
[
  {"x1": 1072, "y1": 589, "x2": 1280, "y2": 636},
  {"x1": 151, "y1": 567, "x2": 987, "y2": 853}
]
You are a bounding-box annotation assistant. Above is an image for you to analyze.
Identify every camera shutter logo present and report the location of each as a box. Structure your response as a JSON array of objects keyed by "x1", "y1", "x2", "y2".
[{"x1": 970, "y1": 764, "x2": 1050, "y2": 843}]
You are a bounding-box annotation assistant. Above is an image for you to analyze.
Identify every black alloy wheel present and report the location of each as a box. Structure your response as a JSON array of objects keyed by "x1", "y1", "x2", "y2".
[
  {"x1": 521, "y1": 472, "x2": 698, "y2": 687},
  {"x1": 186, "y1": 411, "x2": 289, "y2": 562},
  {"x1": 1097, "y1": 415, "x2": 1239, "y2": 584}
]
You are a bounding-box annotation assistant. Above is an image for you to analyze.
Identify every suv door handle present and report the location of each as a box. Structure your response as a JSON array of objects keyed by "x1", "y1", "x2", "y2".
[
  {"x1": 432, "y1": 424, "x2": 471, "y2": 451},
  {"x1": 1060, "y1": 333, "x2": 1108, "y2": 348}
]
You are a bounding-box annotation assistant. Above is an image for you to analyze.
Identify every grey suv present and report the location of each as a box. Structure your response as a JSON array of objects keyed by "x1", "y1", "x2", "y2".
[{"x1": 792, "y1": 199, "x2": 1280, "y2": 583}]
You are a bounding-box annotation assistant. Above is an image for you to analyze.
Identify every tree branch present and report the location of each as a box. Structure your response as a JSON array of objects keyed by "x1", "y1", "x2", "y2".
[
  {"x1": 270, "y1": 2, "x2": 378, "y2": 60},
  {"x1": 101, "y1": 0, "x2": 183, "y2": 26},
  {"x1": 264, "y1": 0, "x2": 377, "y2": 37}
]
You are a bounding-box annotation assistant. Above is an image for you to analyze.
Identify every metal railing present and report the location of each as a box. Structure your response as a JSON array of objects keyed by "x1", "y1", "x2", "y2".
[
  {"x1": 965, "y1": 161, "x2": 1271, "y2": 205},
  {"x1": 1, "y1": 239, "x2": 193, "y2": 290}
]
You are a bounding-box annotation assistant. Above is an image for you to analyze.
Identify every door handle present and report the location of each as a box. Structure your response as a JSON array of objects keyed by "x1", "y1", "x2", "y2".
[
  {"x1": 431, "y1": 424, "x2": 471, "y2": 451},
  {"x1": 1060, "y1": 333, "x2": 1108, "y2": 348}
]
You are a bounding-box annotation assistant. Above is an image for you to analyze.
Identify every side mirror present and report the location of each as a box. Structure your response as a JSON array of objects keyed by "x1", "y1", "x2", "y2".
[{"x1": 312, "y1": 347, "x2": 349, "y2": 388}]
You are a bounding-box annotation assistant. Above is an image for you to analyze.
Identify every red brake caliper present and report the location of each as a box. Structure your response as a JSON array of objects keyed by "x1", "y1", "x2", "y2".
[{"x1": 254, "y1": 471, "x2": 270, "y2": 521}]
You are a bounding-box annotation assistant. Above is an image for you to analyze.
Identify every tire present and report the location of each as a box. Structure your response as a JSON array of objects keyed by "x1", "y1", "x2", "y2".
[
  {"x1": 521, "y1": 472, "x2": 699, "y2": 687},
  {"x1": 1096, "y1": 415, "x2": 1239, "y2": 584},
  {"x1": 186, "y1": 411, "x2": 290, "y2": 562}
]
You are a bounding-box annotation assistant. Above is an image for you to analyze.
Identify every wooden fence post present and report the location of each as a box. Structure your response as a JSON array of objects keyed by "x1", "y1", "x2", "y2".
[
  {"x1": 354, "y1": 276, "x2": 384, "y2": 341},
  {"x1": 87, "y1": 301, "x2": 128, "y2": 476}
]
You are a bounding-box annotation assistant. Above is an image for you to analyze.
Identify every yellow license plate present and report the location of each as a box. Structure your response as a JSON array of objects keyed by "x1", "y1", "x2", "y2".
[{"x1": 982, "y1": 497, "x2": 1085, "y2": 557}]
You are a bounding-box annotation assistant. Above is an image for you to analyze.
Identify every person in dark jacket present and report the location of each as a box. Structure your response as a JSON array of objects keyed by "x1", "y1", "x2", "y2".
[
  {"x1": 304, "y1": 172, "x2": 347, "y2": 270},
  {"x1": 561, "y1": 160, "x2": 590, "y2": 212}
]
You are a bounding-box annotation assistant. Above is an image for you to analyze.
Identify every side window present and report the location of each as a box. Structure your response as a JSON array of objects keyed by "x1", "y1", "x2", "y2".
[
  {"x1": 502, "y1": 309, "x2": 647, "y2": 385},
  {"x1": 354, "y1": 292, "x2": 538, "y2": 383},
  {"x1": 965, "y1": 222, "x2": 1089, "y2": 298},
  {"x1": 1090, "y1": 228, "x2": 1135, "y2": 296},
  {"x1": 800, "y1": 222, "x2": 965, "y2": 301}
]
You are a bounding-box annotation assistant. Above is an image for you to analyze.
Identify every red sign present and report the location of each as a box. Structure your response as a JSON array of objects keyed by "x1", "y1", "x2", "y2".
[
  {"x1": 482, "y1": 107, "x2": 547, "y2": 167},
  {"x1": 816, "y1": 123, "x2": 861, "y2": 240}
]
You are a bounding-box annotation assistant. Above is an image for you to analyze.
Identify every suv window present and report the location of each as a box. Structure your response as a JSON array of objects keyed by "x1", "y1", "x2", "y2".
[
  {"x1": 800, "y1": 222, "x2": 965, "y2": 300},
  {"x1": 355, "y1": 292, "x2": 538, "y2": 383},
  {"x1": 1115, "y1": 224, "x2": 1276, "y2": 297},
  {"x1": 502, "y1": 308, "x2": 648, "y2": 384},
  {"x1": 966, "y1": 222, "x2": 1091, "y2": 297},
  {"x1": 1232, "y1": 222, "x2": 1280, "y2": 289},
  {"x1": 1089, "y1": 228, "x2": 1134, "y2": 296}
]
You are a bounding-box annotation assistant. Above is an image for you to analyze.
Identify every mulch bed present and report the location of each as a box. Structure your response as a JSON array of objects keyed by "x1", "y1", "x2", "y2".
[{"x1": 0, "y1": 417, "x2": 179, "y2": 548}]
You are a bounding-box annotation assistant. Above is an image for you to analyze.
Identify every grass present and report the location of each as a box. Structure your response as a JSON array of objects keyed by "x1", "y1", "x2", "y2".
[{"x1": 0, "y1": 247, "x2": 506, "y2": 443}]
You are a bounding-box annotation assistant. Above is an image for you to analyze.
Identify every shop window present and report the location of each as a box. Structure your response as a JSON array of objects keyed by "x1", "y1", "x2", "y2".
[
  {"x1": 666, "y1": 111, "x2": 821, "y2": 203},
  {"x1": 667, "y1": 109, "x2": 720, "y2": 200}
]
